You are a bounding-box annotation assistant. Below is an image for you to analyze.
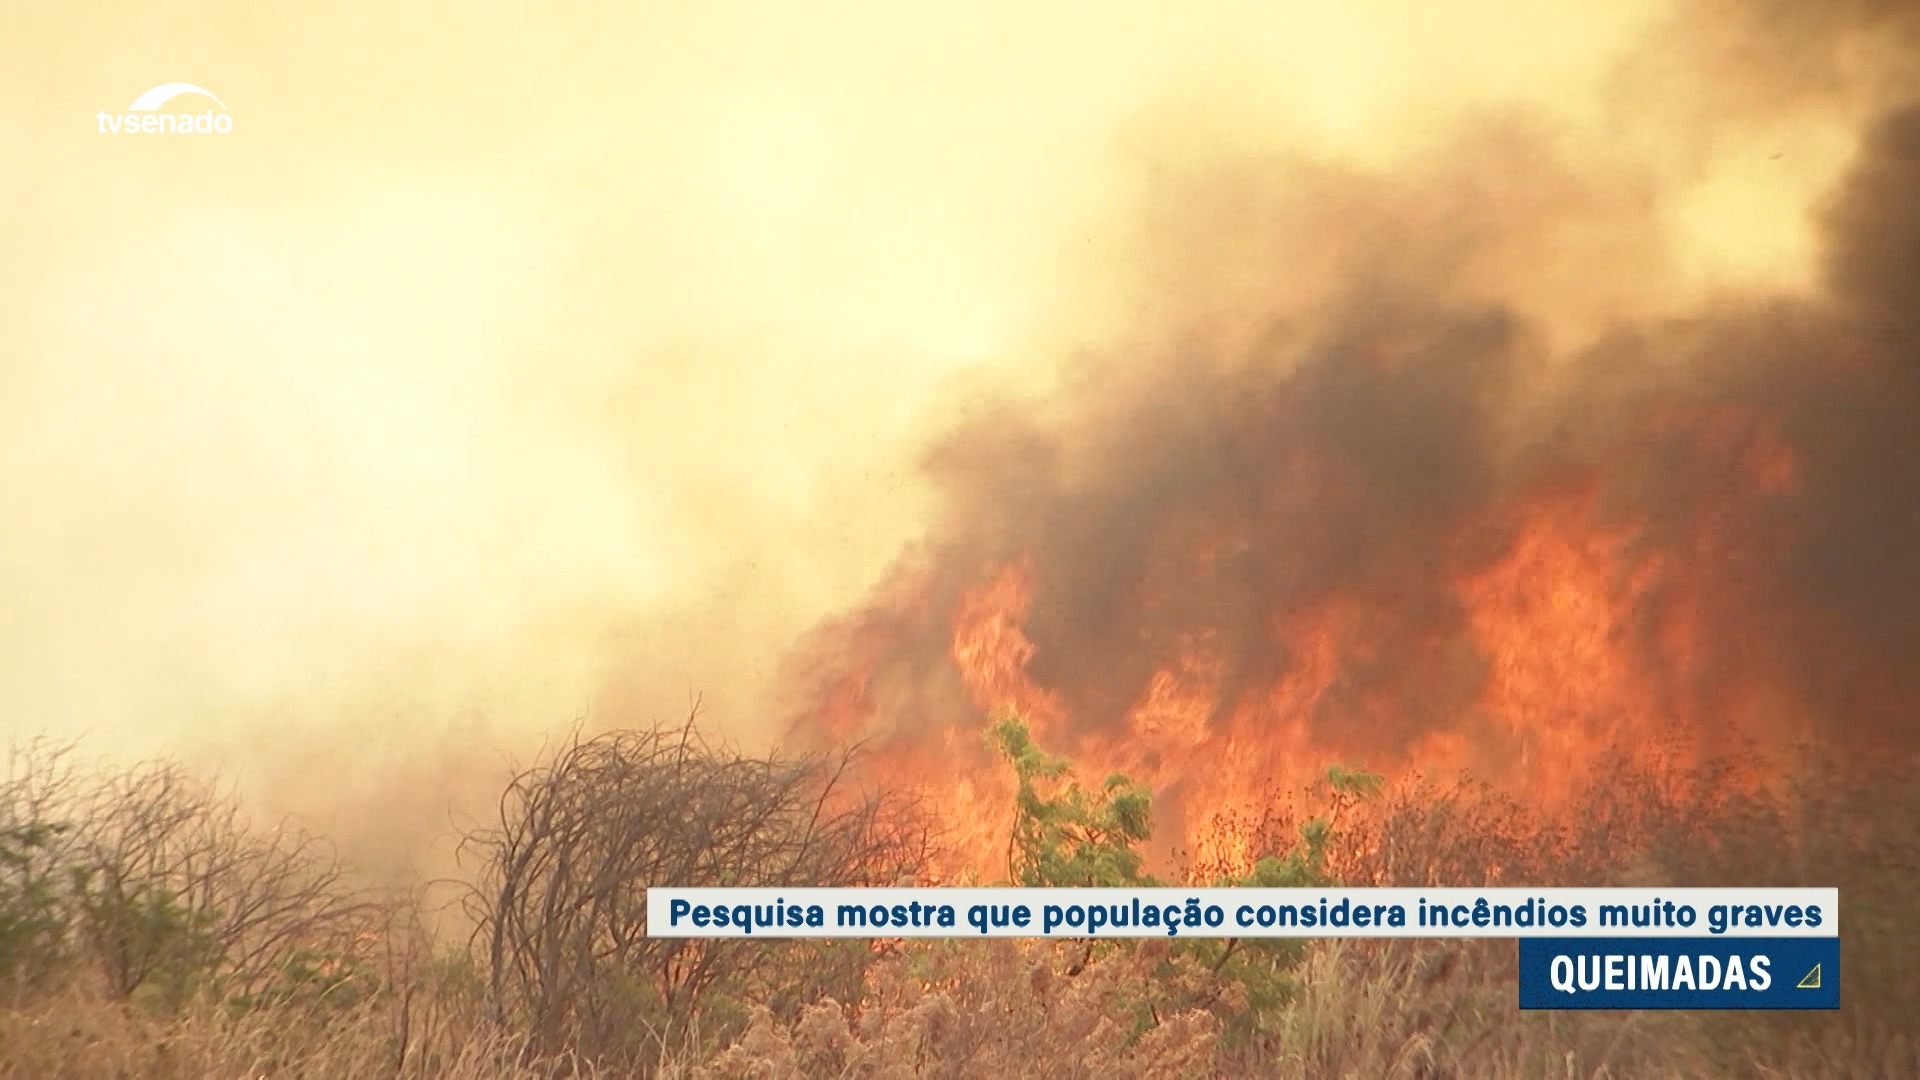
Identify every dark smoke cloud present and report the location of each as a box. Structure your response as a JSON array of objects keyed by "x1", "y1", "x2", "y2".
[
  {"x1": 785, "y1": 85, "x2": 1920, "y2": 775},
  {"x1": 1774, "y1": 106, "x2": 1920, "y2": 733},
  {"x1": 1570, "y1": 102, "x2": 1920, "y2": 746}
]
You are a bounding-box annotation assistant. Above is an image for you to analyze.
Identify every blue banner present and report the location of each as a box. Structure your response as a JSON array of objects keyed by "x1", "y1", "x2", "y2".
[{"x1": 1519, "y1": 937, "x2": 1838, "y2": 1009}]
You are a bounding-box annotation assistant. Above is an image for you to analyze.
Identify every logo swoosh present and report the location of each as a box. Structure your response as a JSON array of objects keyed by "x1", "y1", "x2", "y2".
[{"x1": 128, "y1": 83, "x2": 227, "y2": 111}]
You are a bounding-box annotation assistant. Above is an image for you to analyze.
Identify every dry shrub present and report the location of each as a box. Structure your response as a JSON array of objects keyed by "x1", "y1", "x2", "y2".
[
  {"x1": 1636, "y1": 748, "x2": 1920, "y2": 1080},
  {"x1": 1182, "y1": 738, "x2": 1920, "y2": 1080},
  {"x1": 696, "y1": 938, "x2": 1222, "y2": 1080},
  {"x1": 0, "y1": 980, "x2": 592, "y2": 1080},
  {"x1": 0, "y1": 739, "x2": 85, "y2": 995},
  {"x1": 70, "y1": 760, "x2": 390, "y2": 1010},
  {"x1": 462, "y1": 710, "x2": 932, "y2": 1072},
  {"x1": 1227, "y1": 935, "x2": 1745, "y2": 1080},
  {"x1": 0, "y1": 744, "x2": 503, "y2": 1079},
  {"x1": 1187, "y1": 773, "x2": 1550, "y2": 889},
  {"x1": 2, "y1": 741, "x2": 391, "y2": 1015}
]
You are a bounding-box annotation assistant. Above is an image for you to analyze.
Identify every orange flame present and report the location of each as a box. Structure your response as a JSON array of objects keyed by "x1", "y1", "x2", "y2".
[{"x1": 794, "y1": 400, "x2": 1816, "y2": 879}]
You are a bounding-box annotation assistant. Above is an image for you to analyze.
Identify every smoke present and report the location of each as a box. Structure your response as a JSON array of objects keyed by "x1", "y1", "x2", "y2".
[
  {"x1": 1770, "y1": 106, "x2": 1920, "y2": 734},
  {"x1": 784, "y1": 4, "x2": 1920, "y2": 795}
]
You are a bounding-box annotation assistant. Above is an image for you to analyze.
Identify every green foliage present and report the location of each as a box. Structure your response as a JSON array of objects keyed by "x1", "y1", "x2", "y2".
[
  {"x1": 990, "y1": 715, "x2": 1154, "y2": 888},
  {"x1": 986, "y1": 712, "x2": 1382, "y2": 1042},
  {"x1": 1326, "y1": 763, "x2": 1385, "y2": 800},
  {"x1": 225, "y1": 945, "x2": 383, "y2": 1015},
  {"x1": 0, "y1": 820, "x2": 73, "y2": 987},
  {"x1": 71, "y1": 868, "x2": 224, "y2": 1008}
]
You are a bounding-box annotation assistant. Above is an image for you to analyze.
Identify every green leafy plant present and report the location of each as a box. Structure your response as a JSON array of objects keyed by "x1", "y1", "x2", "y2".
[
  {"x1": 0, "y1": 820, "x2": 74, "y2": 988},
  {"x1": 985, "y1": 711, "x2": 1382, "y2": 1043},
  {"x1": 71, "y1": 868, "x2": 225, "y2": 1008},
  {"x1": 991, "y1": 715, "x2": 1154, "y2": 889}
]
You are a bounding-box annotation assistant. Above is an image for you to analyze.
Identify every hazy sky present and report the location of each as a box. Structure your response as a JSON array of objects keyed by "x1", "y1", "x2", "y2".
[{"x1": 0, "y1": 0, "x2": 1878, "y2": 796}]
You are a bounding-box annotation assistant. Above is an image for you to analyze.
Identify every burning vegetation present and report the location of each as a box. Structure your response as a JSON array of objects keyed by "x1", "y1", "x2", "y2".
[{"x1": 786, "y1": 104, "x2": 1920, "y2": 880}]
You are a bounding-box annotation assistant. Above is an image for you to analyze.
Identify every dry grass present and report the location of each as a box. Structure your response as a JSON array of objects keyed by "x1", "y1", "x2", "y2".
[{"x1": 3, "y1": 730, "x2": 1915, "y2": 1080}]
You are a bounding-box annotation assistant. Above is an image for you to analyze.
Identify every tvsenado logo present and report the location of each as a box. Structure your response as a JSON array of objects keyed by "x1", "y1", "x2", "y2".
[{"x1": 97, "y1": 83, "x2": 233, "y2": 135}]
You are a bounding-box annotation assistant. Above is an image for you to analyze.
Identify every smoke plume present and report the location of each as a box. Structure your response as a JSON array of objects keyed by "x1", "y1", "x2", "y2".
[{"x1": 783, "y1": 4, "x2": 1920, "y2": 855}]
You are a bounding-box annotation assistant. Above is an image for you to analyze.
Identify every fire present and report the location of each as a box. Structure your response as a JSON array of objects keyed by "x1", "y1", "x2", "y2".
[
  {"x1": 1456, "y1": 479, "x2": 1671, "y2": 804},
  {"x1": 789, "y1": 394, "x2": 1821, "y2": 880},
  {"x1": 779, "y1": 142, "x2": 1920, "y2": 881}
]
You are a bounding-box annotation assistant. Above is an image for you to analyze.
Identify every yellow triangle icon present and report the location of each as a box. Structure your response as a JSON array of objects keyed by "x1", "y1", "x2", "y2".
[{"x1": 1797, "y1": 964, "x2": 1822, "y2": 990}]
